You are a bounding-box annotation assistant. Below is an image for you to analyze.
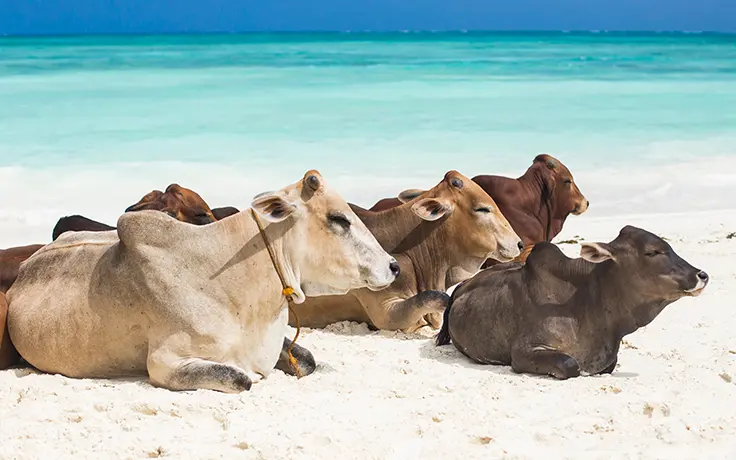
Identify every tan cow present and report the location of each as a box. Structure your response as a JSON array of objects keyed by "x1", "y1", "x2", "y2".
[
  {"x1": 290, "y1": 170, "x2": 523, "y2": 332},
  {"x1": 7, "y1": 170, "x2": 398, "y2": 393}
]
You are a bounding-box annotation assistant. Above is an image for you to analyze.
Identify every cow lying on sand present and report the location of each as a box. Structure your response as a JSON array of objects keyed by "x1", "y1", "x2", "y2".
[
  {"x1": 41, "y1": 185, "x2": 315, "y2": 377},
  {"x1": 436, "y1": 226, "x2": 708, "y2": 379},
  {"x1": 291, "y1": 171, "x2": 523, "y2": 332},
  {"x1": 7, "y1": 170, "x2": 398, "y2": 392},
  {"x1": 52, "y1": 183, "x2": 217, "y2": 241},
  {"x1": 369, "y1": 154, "x2": 588, "y2": 266}
]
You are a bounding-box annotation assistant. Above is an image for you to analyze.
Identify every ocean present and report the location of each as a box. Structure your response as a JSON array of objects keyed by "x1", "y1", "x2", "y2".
[{"x1": 1, "y1": 32, "x2": 736, "y2": 244}]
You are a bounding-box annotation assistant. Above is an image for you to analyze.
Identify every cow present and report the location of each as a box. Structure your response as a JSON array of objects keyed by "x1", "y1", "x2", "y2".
[
  {"x1": 368, "y1": 154, "x2": 589, "y2": 266},
  {"x1": 290, "y1": 170, "x2": 523, "y2": 333},
  {"x1": 0, "y1": 293, "x2": 19, "y2": 369},
  {"x1": 51, "y1": 216, "x2": 116, "y2": 241},
  {"x1": 0, "y1": 245, "x2": 46, "y2": 368},
  {"x1": 7, "y1": 170, "x2": 399, "y2": 393},
  {"x1": 4, "y1": 224, "x2": 318, "y2": 379},
  {"x1": 42, "y1": 187, "x2": 315, "y2": 377},
  {"x1": 212, "y1": 206, "x2": 240, "y2": 220},
  {"x1": 127, "y1": 184, "x2": 217, "y2": 225},
  {"x1": 436, "y1": 226, "x2": 709, "y2": 379},
  {"x1": 52, "y1": 183, "x2": 217, "y2": 241},
  {"x1": 0, "y1": 245, "x2": 45, "y2": 294}
]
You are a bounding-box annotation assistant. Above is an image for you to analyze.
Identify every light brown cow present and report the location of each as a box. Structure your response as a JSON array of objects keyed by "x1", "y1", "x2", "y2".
[
  {"x1": 7, "y1": 170, "x2": 398, "y2": 392},
  {"x1": 290, "y1": 170, "x2": 523, "y2": 332}
]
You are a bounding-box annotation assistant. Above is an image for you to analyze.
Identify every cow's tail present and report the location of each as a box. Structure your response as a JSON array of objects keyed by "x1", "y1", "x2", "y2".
[{"x1": 435, "y1": 280, "x2": 465, "y2": 346}]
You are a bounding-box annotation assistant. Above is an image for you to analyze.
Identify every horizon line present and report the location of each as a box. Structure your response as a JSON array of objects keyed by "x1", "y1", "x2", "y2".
[{"x1": 2, "y1": 29, "x2": 736, "y2": 39}]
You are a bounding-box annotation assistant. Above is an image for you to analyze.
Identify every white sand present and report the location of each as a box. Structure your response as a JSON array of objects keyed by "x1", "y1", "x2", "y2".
[{"x1": 2, "y1": 206, "x2": 736, "y2": 459}]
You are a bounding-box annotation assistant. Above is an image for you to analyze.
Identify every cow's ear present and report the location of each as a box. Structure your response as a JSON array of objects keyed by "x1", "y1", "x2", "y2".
[
  {"x1": 251, "y1": 191, "x2": 297, "y2": 223},
  {"x1": 411, "y1": 197, "x2": 453, "y2": 221},
  {"x1": 397, "y1": 188, "x2": 425, "y2": 203},
  {"x1": 580, "y1": 242, "x2": 615, "y2": 263}
]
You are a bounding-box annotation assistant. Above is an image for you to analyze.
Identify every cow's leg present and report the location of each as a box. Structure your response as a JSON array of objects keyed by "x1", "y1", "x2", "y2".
[
  {"x1": 600, "y1": 356, "x2": 618, "y2": 375},
  {"x1": 363, "y1": 290, "x2": 450, "y2": 332},
  {"x1": 274, "y1": 337, "x2": 317, "y2": 377},
  {"x1": 147, "y1": 347, "x2": 252, "y2": 393},
  {"x1": 510, "y1": 345, "x2": 581, "y2": 380}
]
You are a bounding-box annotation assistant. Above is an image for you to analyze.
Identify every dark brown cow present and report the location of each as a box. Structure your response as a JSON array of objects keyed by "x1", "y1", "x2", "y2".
[
  {"x1": 51, "y1": 216, "x2": 116, "y2": 241},
  {"x1": 211, "y1": 206, "x2": 240, "y2": 220},
  {"x1": 436, "y1": 226, "x2": 708, "y2": 379},
  {"x1": 369, "y1": 155, "x2": 589, "y2": 266}
]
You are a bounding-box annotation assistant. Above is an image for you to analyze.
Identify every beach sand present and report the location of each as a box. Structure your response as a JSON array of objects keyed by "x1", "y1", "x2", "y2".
[{"x1": 1, "y1": 208, "x2": 735, "y2": 459}]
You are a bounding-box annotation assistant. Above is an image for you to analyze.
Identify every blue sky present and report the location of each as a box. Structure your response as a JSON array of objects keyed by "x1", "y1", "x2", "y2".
[{"x1": 1, "y1": 0, "x2": 734, "y2": 35}]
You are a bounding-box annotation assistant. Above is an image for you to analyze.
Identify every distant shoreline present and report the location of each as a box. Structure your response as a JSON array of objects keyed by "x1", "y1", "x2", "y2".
[{"x1": 3, "y1": 30, "x2": 736, "y2": 40}]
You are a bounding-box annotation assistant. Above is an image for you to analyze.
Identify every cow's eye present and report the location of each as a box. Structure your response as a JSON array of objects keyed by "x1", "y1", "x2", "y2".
[
  {"x1": 475, "y1": 207, "x2": 492, "y2": 213},
  {"x1": 328, "y1": 213, "x2": 351, "y2": 229},
  {"x1": 563, "y1": 179, "x2": 573, "y2": 185},
  {"x1": 645, "y1": 250, "x2": 662, "y2": 257}
]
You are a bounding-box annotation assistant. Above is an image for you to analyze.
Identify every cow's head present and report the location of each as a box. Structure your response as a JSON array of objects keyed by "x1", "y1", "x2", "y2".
[
  {"x1": 580, "y1": 226, "x2": 709, "y2": 303},
  {"x1": 125, "y1": 184, "x2": 217, "y2": 225},
  {"x1": 396, "y1": 171, "x2": 523, "y2": 263},
  {"x1": 534, "y1": 154, "x2": 589, "y2": 216},
  {"x1": 251, "y1": 170, "x2": 398, "y2": 303}
]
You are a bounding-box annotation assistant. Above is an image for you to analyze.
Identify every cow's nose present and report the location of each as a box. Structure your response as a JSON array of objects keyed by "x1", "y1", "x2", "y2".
[
  {"x1": 517, "y1": 241, "x2": 525, "y2": 252},
  {"x1": 586, "y1": 200, "x2": 590, "y2": 208},
  {"x1": 389, "y1": 261, "x2": 401, "y2": 277},
  {"x1": 697, "y1": 271, "x2": 709, "y2": 282}
]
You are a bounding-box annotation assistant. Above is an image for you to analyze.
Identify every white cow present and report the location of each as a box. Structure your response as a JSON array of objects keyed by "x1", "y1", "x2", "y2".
[{"x1": 7, "y1": 170, "x2": 399, "y2": 393}]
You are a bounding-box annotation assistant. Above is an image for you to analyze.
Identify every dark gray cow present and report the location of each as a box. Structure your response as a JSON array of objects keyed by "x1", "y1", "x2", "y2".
[{"x1": 436, "y1": 225, "x2": 709, "y2": 379}]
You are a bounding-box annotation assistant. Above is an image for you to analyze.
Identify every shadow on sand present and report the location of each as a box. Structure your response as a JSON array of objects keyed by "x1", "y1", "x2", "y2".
[{"x1": 419, "y1": 340, "x2": 640, "y2": 380}]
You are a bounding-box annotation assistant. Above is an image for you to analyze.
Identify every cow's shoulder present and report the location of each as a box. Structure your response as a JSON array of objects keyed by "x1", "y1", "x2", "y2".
[
  {"x1": 116, "y1": 210, "x2": 193, "y2": 249},
  {"x1": 115, "y1": 211, "x2": 220, "y2": 278},
  {"x1": 524, "y1": 242, "x2": 593, "y2": 295}
]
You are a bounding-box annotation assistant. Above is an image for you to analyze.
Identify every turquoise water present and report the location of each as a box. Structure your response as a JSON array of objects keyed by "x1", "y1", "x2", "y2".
[
  {"x1": 1, "y1": 32, "x2": 736, "y2": 244},
  {"x1": 1, "y1": 32, "x2": 736, "y2": 179}
]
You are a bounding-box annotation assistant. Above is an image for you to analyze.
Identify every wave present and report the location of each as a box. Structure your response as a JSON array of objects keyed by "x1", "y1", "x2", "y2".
[{"x1": 2, "y1": 156, "x2": 736, "y2": 247}]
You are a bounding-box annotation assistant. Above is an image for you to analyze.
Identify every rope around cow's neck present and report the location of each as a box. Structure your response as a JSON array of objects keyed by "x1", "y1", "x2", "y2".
[{"x1": 249, "y1": 208, "x2": 303, "y2": 379}]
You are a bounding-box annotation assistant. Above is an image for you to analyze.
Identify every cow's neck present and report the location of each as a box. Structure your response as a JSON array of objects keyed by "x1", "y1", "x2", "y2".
[
  {"x1": 221, "y1": 210, "x2": 302, "y2": 310},
  {"x1": 351, "y1": 203, "x2": 452, "y2": 291},
  {"x1": 574, "y1": 263, "x2": 672, "y2": 340},
  {"x1": 517, "y1": 166, "x2": 566, "y2": 241}
]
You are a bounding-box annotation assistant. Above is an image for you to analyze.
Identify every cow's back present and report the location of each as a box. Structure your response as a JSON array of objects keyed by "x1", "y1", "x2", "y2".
[
  {"x1": 7, "y1": 230, "x2": 149, "y2": 377},
  {"x1": 447, "y1": 266, "x2": 530, "y2": 363}
]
